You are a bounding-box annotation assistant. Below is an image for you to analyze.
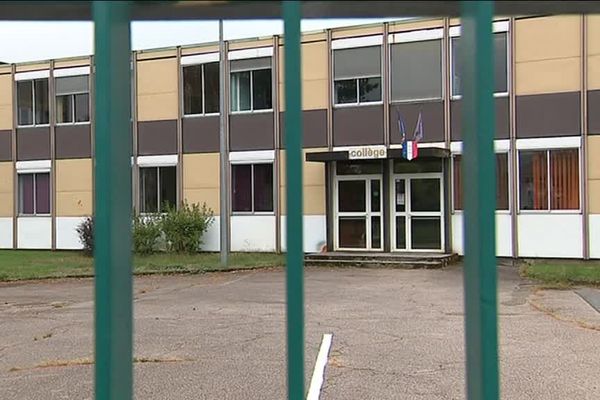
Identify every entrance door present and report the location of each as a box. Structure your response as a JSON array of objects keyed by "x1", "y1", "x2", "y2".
[
  {"x1": 393, "y1": 174, "x2": 444, "y2": 251},
  {"x1": 335, "y1": 176, "x2": 383, "y2": 251}
]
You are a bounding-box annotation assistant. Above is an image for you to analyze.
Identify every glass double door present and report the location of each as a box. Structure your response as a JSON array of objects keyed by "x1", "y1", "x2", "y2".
[
  {"x1": 336, "y1": 176, "x2": 383, "y2": 251},
  {"x1": 393, "y1": 174, "x2": 444, "y2": 251}
]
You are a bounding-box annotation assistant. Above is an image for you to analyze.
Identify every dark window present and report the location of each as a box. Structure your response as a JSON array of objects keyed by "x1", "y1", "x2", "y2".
[
  {"x1": 17, "y1": 78, "x2": 49, "y2": 126},
  {"x1": 333, "y1": 45, "x2": 382, "y2": 105},
  {"x1": 230, "y1": 70, "x2": 251, "y2": 112},
  {"x1": 204, "y1": 62, "x2": 220, "y2": 113},
  {"x1": 183, "y1": 65, "x2": 203, "y2": 115},
  {"x1": 17, "y1": 80, "x2": 33, "y2": 126},
  {"x1": 55, "y1": 75, "x2": 90, "y2": 123},
  {"x1": 334, "y1": 79, "x2": 357, "y2": 104},
  {"x1": 232, "y1": 163, "x2": 274, "y2": 213},
  {"x1": 75, "y1": 93, "x2": 90, "y2": 122},
  {"x1": 139, "y1": 166, "x2": 177, "y2": 213},
  {"x1": 56, "y1": 95, "x2": 73, "y2": 124},
  {"x1": 230, "y1": 67, "x2": 272, "y2": 112},
  {"x1": 252, "y1": 69, "x2": 272, "y2": 110},
  {"x1": 391, "y1": 39, "x2": 443, "y2": 101},
  {"x1": 359, "y1": 77, "x2": 381, "y2": 103},
  {"x1": 34, "y1": 79, "x2": 49, "y2": 125},
  {"x1": 18, "y1": 172, "x2": 50, "y2": 215},
  {"x1": 453, "y1": 153, "x2": 509, "y2": 210}
]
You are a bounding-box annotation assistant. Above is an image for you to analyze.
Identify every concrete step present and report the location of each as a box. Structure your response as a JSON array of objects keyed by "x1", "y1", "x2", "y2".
[
  {"x1": 304, "y1": 252, "x2": 459, "y2": 269},
  {"x1": 305, "y1": 258, "x2": 444, "y2": 269}
]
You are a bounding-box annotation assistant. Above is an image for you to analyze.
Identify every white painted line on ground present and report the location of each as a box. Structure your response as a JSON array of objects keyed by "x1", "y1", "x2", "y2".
[{"x1": 307, "y1": 333, "x2": 333, "y2": 400}]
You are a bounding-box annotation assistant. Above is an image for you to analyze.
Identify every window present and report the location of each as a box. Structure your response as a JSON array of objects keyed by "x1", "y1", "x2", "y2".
[
  {"x1": 56, "y1": 75, "x2": 90, "y2": 123},
  {"x1": 232, "y1": 163, "x2": 273, "y2": 212},
  {"x1": 139, "y1": 166, "x2": 177, "y2": 213},
  {"x1": 183, "y1": 62, "x2": 220, "y2": 115},
  {"x1": 451, "y1": 32, "x2": 507, "y2": 97},
  {"x1": 17, "y1": 79, "x2": 49, "y2": 126},
  {"x1": 519, "y1": 149, "x2": 579, "y2": 211},
  {"x1": 391, "y1": 39, "x2": 442, "y2": 102},
  {"x1": 18, "y1": 172, "x2": 50, "y2": 215},
  {"x1": 333, "y1": 46, "x2": 382, "y2": 105},
  {"x1": 453, "y1": 153, "x2": 509, "y2": 210},
  {"x1": 230, "y1": 57, "x2": 272, "y2": 112}
]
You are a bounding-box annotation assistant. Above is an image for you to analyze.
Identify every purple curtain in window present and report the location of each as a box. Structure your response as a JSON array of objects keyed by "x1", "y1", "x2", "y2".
[
  {"x1": 253, "y1": 164, "x2": 273, "y2": 212},
  {"x1": 232, "y1": 165, "x2": 252, "y2": 212},
  {"x1": 19, "y1": 174, "x2": 34, "y2": 214},
  {"x1": 35, "y1": 173, "x2": 50, "y2": 214}
]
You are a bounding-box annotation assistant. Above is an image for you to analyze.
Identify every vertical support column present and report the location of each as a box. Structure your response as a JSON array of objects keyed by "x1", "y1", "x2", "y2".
[
  {"x1": 460, "y1": 2, "x2": 499, "y2": 400},
  {"x1": 219, "y1": 21, "x2": 230, "y2": 265},
  {"x1": 326, "y1": 29, "x2": 333, "y2": 151},
  {"x1": 273, "y1": 35, "x2": 282, "y2": 254},
  {"x1": 132, "y1": 51, "x2": 139, "y2": 213},
  {"x1": 443, "y1": 17, "x2": 453, "y2": 253},
  {"x1": 176, "y1": 47, "x2": 184, "y2": 207},
  {"x1": 509, "y1": 17, "x2": 519, "y2": 260},
  {"x1": 90, "y1": 55, "x2": 96, "y2": 216},
  {"x1": 93, "y1": 2, "x2": 133, "y2": 399},
  {"x1": 50, "y1": 60, "x2": 56, "y2": 250},
  {"x1": 11, "y1": 64, "x2": 17, "y2": 249},
  {"x1": 581, "y1": 15, "x2": 589, "y2": 260},
  {"x1": 283, "y1": 2, "x2": 305, "y2": 399},
  {"x1": 383, "y1": 22, "x2": 390, "y2": 148}
]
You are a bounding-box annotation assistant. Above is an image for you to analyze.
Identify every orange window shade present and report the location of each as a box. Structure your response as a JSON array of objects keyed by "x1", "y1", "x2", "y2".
[{"x1": 550, "y1": 149, "x2": 579, "y2": 210}]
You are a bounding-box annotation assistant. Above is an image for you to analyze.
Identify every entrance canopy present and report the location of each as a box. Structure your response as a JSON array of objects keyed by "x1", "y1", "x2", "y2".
[{"x1": 306, "y1": 147, "x2": 450, "y2": 162}]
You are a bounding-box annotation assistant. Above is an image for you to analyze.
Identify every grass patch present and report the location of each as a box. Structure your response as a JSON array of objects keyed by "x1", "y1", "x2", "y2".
[
  {"x1": 0, "y1": 250, "x2": 284, "y2": 282},
  {"x1": 521, "y1": 260, "x2": 600, "y2": 287}
]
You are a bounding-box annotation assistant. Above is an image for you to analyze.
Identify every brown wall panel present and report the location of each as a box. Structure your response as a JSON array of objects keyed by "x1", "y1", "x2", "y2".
[
  {"x1": 137, "y1": 120, "x2": 177, "y2": 155},
  {"x1": 55, "y1": 124, "x2": 91, "y2": 159},
  {"x1": 516, "y1": 92, "x2": 580, "y2": 138},
  {"x1": 0, "y1": 130, "x2": 11, "y2": 161},
  {"x1": 229, "y1": 112, "x2": 274, "y2": 151},
  {"x1": 390, "y1": 101, "x2": 444, "y2": 144},
  {"x1": 588, "y1": 90, "x2": 600, "y2": 135},
  {"x1": 183, "y1": 116, "x2": 220, "y2": 153},
  {"x1": 451, "y1": 97, "x2": 509, "y2": 140},
  {"x1": 17, "y1": 127, "x2": 50, "y2": 161},
  {"x1": 333, "y1": 105, "x2": 384, "y2": 146},
  {"x1": 279, "y1": 109, "x2": 327, "y2": 148}
]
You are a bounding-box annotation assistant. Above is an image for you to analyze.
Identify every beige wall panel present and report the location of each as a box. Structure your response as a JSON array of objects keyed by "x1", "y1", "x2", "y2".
[
  {"x1": 588, "y1": 54, "x2": 600, "y2": 90},
  {"x1": 279, "y1": 150, "x2": 326, "y2": 187},
  {"x1": 588, "y1": 15, "x2": 600, "y2": 56},
  {"x1": 54, "y1": 58, "x2": 90, "y2": 69},
  {"x1": 137, "y1": 57, "x2": 178, "y2": 121},
  {"x1": 183, "y1": 153, "x2": 220, "y2": 213},
  {"x1": 137, "y1": 93, "x2": 179, "y2": 121},
  {"x1": 0, "y1": 162, "x2": 13, "y2": 217},
  {"x1": 137, "y1": 49, "x2": 177, "y2": 60},
  {"x1": 0, "y1": 66, "x2": 12, "y2": 74},
  {"x1": 332, "y1": 25, "x2": 383, "y2": 39},
  {"x1": 587, "y1": 136, "x2": 600, "y2": 180},
  {"x1": 56, "y1": 192, "x2": 93, "y2": 216},
  {"x1": 390, "y1": 19, "x2": 443, "y2": 33},
  {"x1": 588, "y1": 180, "x2": 600, "y2": 214},
  {"x1": 0, "y1": 74, "x2": 13, "y2": 130},
  {"x1": 516, "y1": 58, "x2": 581, "y2": 95},
  {"x1": 229, "y1": 38, "x2": 273, "y2": 51},
  {"x1": 56, "y1": 159, "x2": 92, "y2": 216},
  {"x1": 279, "y1": 184, "x2": 325, "y2": 215},
  {"x1": 279, "y1": 150, "x2": 326, "y2": 215},
  {"x1": 515, "y1": 16, "x2": 580, "y2": 63},
  {"x1": 184, "y1": 188, "x2": 220, "y2": 214},
  {"x1": 181, "y1": 44, "x2": 219, "y2": 56},
  {"x1": 16, "y1": 63, "x2": 49, "y2": 72}
]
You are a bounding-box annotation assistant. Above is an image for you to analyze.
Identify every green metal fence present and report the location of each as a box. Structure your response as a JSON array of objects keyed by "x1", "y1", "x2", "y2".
[{"x1": 8, "y1": 1, "x2": 594, "y2": 399}]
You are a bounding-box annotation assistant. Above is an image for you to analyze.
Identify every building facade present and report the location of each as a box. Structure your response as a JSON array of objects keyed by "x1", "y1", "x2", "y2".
[{"x1": 0, "y1": 15, "x2": 599, "y2": 258}]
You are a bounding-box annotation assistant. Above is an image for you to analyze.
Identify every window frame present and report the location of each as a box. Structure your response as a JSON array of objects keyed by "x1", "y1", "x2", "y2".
[
  {"x1": 55, "y1": 75, "x2": 91, "y2": 126},
  {"x1": 449, "y1": 21, "x2": 510, "y2": 100},
  {"x1": 17, "y1": 171, "x2": 51, "y2": 216},
  {"x1": 517, "y1": 148, "x2": 581, "y2": 214},
  {"x1": 17, "y1": 78, "x2": 50, "y2": 128},
  {"x1": 331, "y1": 45, "x2": 383, "y2": 108},
  {"x1": 230, "y1": 162, "x2": 275, "y2": 215},
  {"x1": 229, "y1": 67, "x2": 273, "y2": 114},
  {"x1": 182, "y1": 62, "x2": 220, "y2": 118},
  {"x1": 138, "y1": 165, "x2": 178, "y2": 214}
]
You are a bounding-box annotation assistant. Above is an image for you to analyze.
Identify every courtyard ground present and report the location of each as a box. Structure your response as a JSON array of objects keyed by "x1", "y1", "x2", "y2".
[{"x1": 0, "y1": 265, "x2": 599, "y2": 399}]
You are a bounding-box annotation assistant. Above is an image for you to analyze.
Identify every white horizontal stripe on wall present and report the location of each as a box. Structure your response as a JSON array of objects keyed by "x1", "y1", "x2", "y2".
[
  {"x1": 228, "y1": 47, "x2": 273, "y2": 60},
  {"x1": 56, "y1": 217, "x2": 86, "y2": 250},
  {"x1": 518, "y1": 214, "x2": 582, "y2": 258},
  {"x1": 451, "y1": 213, "x2": 512, "y2": 257},
  {"x1": 16, "y1": 160, "x2": 51, "y2": 172},
  {"x1": 200, "y1": 217, "x2": 220, "y2": 252},
  {"x1": 17, "y1": 217, "x2": 51, "y2": 249},
  {"x1": 181, "y1": 53, "x2": 219, "y2": 65},
  {"x1": 229, "y1": 150, "x2": 275, "y2": 163},
  {"x1": 137, "y1": 155, "x2": 178, "y2": 167},
  {"x1": 331, "y1": 35, "x2": 383, "y2": 50},
  {"x1": 449, "y1": 20, "x2": 509, "y2": 37},
  {"x1": 389, "y1": 28, "x2": 443, "y2": 44},
  {"x1": 0, "y1": 218, "x2": 13, "y2": 249},
  {"x1": 516, "y1": 136, "x2": 581, "y2": 150},
  {"x1": 450, "y1": 139, "x2": 510, "y2": 154},
  {"x1": 54, "y1": 66, "x2": 90, "y2": 77},
  {"x1": 589, "y1": 215, "x2": 600, "y2": 259},
  {"x1": 280, "y1": 215, "x2": 327, "y2": 253},
  {"x1": 15, "y1": 70, "x2": 50, "y2": 81},
  {"x1": 231, "y1": 215, "x2": 276, "y2": 252}
]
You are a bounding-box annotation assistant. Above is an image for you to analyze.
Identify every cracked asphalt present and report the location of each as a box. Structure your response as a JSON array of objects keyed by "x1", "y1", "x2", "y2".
[{"x1": 0, "y1": 265, "x2": 599, "y2": 399}]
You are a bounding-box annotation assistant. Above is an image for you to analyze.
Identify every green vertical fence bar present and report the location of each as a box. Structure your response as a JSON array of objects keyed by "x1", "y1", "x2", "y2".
[
  {"x1": 460, "y1": 1, "x2": 500, "y2": 400},
  {"x1": 93, "y1": 2, "x2": 133, "y2": 400},
  {"x1": 283, "y1": 2, "x2": 305, "y2": 399}
]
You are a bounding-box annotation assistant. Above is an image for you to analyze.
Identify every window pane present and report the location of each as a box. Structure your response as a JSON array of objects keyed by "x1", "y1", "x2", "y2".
[
  {"x1": 55, "y1": 75, "x2": 88, "y2": 95},
  {"x1": 17, "y1": 80, "x2": 33, "y2": 126},
  {"x1": 252, "y1": 68, "x2": 272, "y2": 110},
  {"x1": 56, "y1": 95, "x2": 73, "y2": 124},
  {"x1": 338, "y1": 180, "x2": 366, "y2": 212},
  {"x1": 410, "y1": 178, "x2": 440, "y2": 212},
  {"x1": 453, "y1": 156, "x2": 463, "y2": 210},
  {"x1": 371, "y1": 216, "x2": 381, "y2": 249},
  {"x1": 35, "y1": 173, "x2": 50, "y2": 214},
  {"x1": 494, "y1": 33, "x2": 508, "y2": 94},
  {"x1": 232, "y1": 164, "x2": 252, "y2": 212},
  {"x1": 519, "y1": 151, "x2": 548, "y2": 210},
  {"x1": 550, "y1": 149, "x2": 579, "y2": 210},
  {"x1": 183, "y1": 65, "x2": 203, "y2": 115},
  {"x1": 395, "y1": 216, "x2": 406, "y2": 249},
  {"x1": 34, "y1": 79, "x2": 49, "y2": 125},
  {"x1": 359, "y1": 77, "x2": 381, "y2": 102},
  {"x1": 411, "y1": 217, "x2": 441, "y2": 250},
  {"x1": 230, "y1": 71, "x2": 251, "y2": 112},
  {"x1": 75, "y1": 93, "x2": 90, "y2": 122},
  {"x1": 140, "y1": 167, "x2": 158, "y2": 213},
  {"x1": 334, "y1": 79, "x2": 357, "y2": 104},
  {"x1": 338, "y1": 217, "x2": 366, "y2": 248},
  {"x1": 333, "y1": 46, "x2": 381, "y2": 79},
  {"x1": 451, "y1": 37, "x2": 462, "y2": 97},
  {"x1": 370, "y1": 180, "x2": 380, "y2": 212},
  {"x1": 391, "y1": 39, "x2": 443, "y2": 101},
  {"x1": 19, "y1": 174, "x2": 34, "y2": 214},
  {"x1": 496, "y1": 153, "x2": 509, "y2": 210},
  {"x1": 395, "y1": 179, "x2": 406, "y2": 212},
  {"x1": 204, "y1": 62, "x2": 220, "y2": 113},
  {"x1": 253, "y1": 164, "x2": 273, "y2": 212},
  {"x1": 159, "y1": 166, "x2": 177, "y2": 212}
]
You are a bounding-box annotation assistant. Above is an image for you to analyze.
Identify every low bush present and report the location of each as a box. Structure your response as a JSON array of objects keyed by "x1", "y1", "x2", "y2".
[
  {"x1": 76, "y1": 217, "x2": 94, "y2": 256},
  {"x1": 132, "y1": 215, "x2": 161, "y2": 255},
  {"x1": 161, "y1": 202, "x2": 214, "y2": 254}
]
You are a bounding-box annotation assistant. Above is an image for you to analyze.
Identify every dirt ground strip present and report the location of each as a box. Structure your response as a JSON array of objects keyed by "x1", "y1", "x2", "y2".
[{"x1": 0, "y1": 265, "x2": 599, "y2": 400}]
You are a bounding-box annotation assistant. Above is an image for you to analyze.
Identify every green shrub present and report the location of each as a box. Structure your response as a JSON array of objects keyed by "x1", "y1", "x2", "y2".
[
  {"x1": 132, "y1": 215, "x2": 161, "y2": 255},
  {"x1": 76, "y1": 217, "x2": 94, "y2": 256},
  {"x1": 161, "y1": 202, "x2": 214, "y2": 253}
]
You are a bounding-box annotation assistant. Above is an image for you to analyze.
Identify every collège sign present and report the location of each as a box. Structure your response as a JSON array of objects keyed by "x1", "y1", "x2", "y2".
[{"x1": 347, "y1": 145, "x2": 387, "y2": 160}]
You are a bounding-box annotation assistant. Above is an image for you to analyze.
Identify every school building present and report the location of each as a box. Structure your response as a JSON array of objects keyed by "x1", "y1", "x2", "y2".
[{"x1": 0, "y1": 15, "x2": 599, "y2": 258}]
